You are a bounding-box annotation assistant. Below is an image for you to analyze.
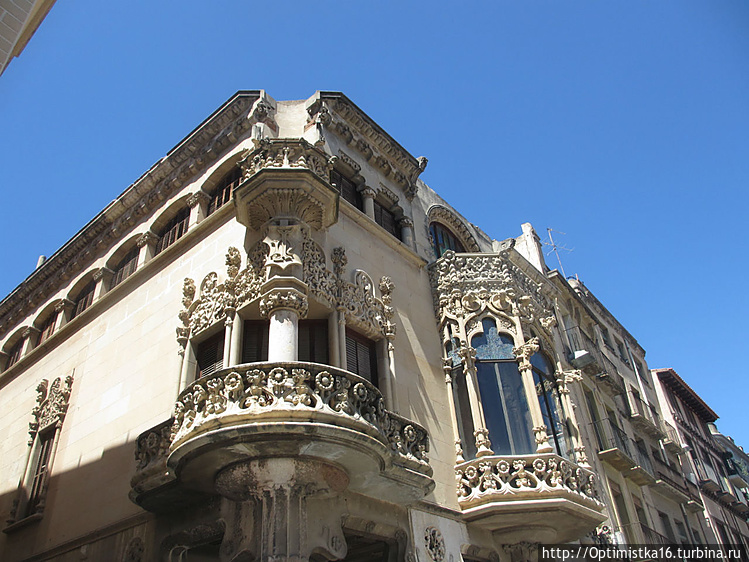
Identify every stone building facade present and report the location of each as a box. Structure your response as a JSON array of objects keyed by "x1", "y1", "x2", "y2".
[{"x1": 0, "y1": 90, "x2": 745, "y2": 561}]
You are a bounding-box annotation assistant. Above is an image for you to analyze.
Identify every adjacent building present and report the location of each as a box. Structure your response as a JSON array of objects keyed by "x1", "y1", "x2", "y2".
[
  {"x1": 0, "y1": 90, "x2": 745, "y2": 561},
  {"x1": 0, "y1": 0, "x2": 57, "y2": 76}
]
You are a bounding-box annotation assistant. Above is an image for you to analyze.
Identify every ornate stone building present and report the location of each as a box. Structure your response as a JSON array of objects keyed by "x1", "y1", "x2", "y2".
[{"x1": 0, "y1": 90, "x2": 744, "y2": 561}]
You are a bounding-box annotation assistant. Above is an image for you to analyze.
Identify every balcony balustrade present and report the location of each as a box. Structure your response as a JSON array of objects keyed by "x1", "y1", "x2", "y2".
[
  {"x1": 628, "y1": 444, "x2": 656, "y2": 486},
  {"x1": 628, "y1": 392, "x2": 664, "y2": 439},
  {"x1": 661, "y1": 422, "x2": 684, "y2": 455},
  {"x1": 455, "y1": 452, "x2": 605, "y2": 543},
  {"x1": 566, "y1": 328, "x2": 624, "y2": 396},
  {"x1": 594, "y1": 420, "x2": 636, "y2": 472},
  {"x1": 131, "y1": 362, "x2": 434, "y2": 511}
]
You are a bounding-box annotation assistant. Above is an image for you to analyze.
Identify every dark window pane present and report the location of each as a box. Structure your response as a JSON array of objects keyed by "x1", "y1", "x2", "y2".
[
  {"x1": 242, "y1": 320, "x2": 269, "y2": 363},
  {"x1": 196, "y1": 331, "x2": 224, "y2": 379},
  {"x1": 6, "y1": 338, "x2": 24, "y2": 368},
  {"x1": 330, "y1": 169, "x2": 362, "y2": 210},
  {"x1": 298, "y1": 320, "x2": 328, "y2": 364},
  {"x1": 452, "y1": 365, "x2": 477, "y2": 459},
  {"x1": 430, "y1": 222, "x2": 465, "y2": 257},
  {"x1": 374, "y1": 201, "x2": 400, "y2": 239},
  {"x1": 27, "y1": 430, "x2": 55, "y2": 516},
  {"x1": 345, "y1": 329, "x2": 378, "y2": 386},
  {"x1": 476, "y1": 361, "x2": 535, "y2": 455}
]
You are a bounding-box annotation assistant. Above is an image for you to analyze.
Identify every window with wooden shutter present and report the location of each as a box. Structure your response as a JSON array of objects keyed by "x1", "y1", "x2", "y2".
[
  {"x1": 330, "y1": 169, "x2": 362, "y2": 210},
  {"x1": 155, "y1": 207, "x2": 190, "y2": 255},
  {"x1": 374, "y1": 201, "x2": 400, "y2": 240},
  {"x1": 208, "y1": 167, "x2": 242, "y2": 216},
  {"x1": 37, "y1": 312, "x2": 57, "y2": 345},
  {"x1": 298, "y1": 320, "x2": 328, "y2": 364},
  {"x1": 5, "y1": 338, "x2": 24, "y2": 369},
  {"x1": 26, "y1": 429, "x2": 55, "y2": 517},
  {"x1": 345, "y1": 329, "x2": 378, "y2": 386},
  {"x1": 242, "y1": 320, "x2": 269, "y2": 364},
  {"x1": 196, "y1": 331, "x2": 224, "y2": 379},
  {"x1": 111, "y1": 246, "x2": 139, "y2": 288},
  {"x1": 71, "y1": 279, "x2": 96, "y2": 319}
]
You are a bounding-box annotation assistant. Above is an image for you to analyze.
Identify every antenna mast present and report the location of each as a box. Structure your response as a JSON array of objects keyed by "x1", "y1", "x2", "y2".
[{"x1": 544, "y1": 228, "x2": 573, "y2": 278}]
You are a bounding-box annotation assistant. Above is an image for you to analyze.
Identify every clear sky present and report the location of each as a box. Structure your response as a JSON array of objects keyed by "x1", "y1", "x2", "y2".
[{"x1": 1, "y1": 2, "x2": 747, "y2": 445}]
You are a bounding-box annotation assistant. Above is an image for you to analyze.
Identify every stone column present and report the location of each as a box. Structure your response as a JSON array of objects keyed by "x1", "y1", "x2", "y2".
[
  {"x1": 443, "y1": 358, "x2": 466, "y2": 463},
  {"x1": 93, "y1": 267, "x2": 114, "y2": 299},
  {"x1": 216, "y1": 458, "x2": 348, "y2": 562},
  {"x1": 328, "y1": 311, "x2": 340, "y2": 368},
  {"x1": 399, "y1": 217, "x2": 415, "y2": 249},
  {"x1": 223, "y1": 312, "x2": 234, "y2": 369},
  {"x1": 260, "y1": 279, "x2": 308, "y2": 363},
  {"x1": 337, "y1": 306, "x2": 347, "y2": 369},
  {"x1": 54, "y1": 299, "x2": 75, "y2": 329},
  {"x1": 360, "y1": 187, "x2": 376, "y2": 220},
  {"x1": 458, "y1": 345, "x2": 493, "y2": 457},
  {"x1": 514, "y1": 338, "x2": 553, "y2": 454},
  {"x1": 556, "y1": 369, "x2": 590, "y2": 468},
  {"x1": 137, "y1": 231, "x2": 158, "y2": 268},
  {"x1": 229, "y1": 312, "x2": 243, "y2": 366},
  {"x1": 187, "y1": 191, "x2": 210, "y2": 228},
  {"x1": 21, "y1": 327, "x2": 40, "y2": 356}
]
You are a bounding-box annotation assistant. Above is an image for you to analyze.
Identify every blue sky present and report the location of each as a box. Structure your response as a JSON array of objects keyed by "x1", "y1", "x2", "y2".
[{"x1": 1, "y1": 1, "x2": 747, "y2": 445}]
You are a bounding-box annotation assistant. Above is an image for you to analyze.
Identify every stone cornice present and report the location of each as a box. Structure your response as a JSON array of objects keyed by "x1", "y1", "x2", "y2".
[
  {"x1": 0, "y1": 91, "x2": 265, "y2": 340},
  {"x1": 311, "y1": 92, "x2": 427, "y2": 201}
]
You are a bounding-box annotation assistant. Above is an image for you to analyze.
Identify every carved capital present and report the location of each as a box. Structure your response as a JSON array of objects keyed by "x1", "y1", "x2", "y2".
[
  {"x1": 457, "y1": 345, "x2": 477, "y2": 372},
  {"x1": 260, "y1": 288, "x2": 308, "y2": 318},
  {"x1": 22, "y1": 326, "x2": 40, "y2": 339},
  {"x1": 474, "y1": 427, "x2": 493, "y2": 456},
  {"x1": 187, "y1": 190, "x2": 210, "y2": 208},
  {"x1": 93, "y1": 267, "x2": 114, "y2": 282},
  {"x1": 360, "y1": 186, "x2": 376, "y2": 199},
  {"x1": 513, "y1": 337, "x2": 540, "y2": 369},
  {"x1": 54, "y1": 298, "x2": 74, "y2": 314},
  {"x1": 399, "y1": 216, "x2": 414, "y2": 229},
  {"x1": 137, "y1": 231, "x2": 158, "y2": 248}
]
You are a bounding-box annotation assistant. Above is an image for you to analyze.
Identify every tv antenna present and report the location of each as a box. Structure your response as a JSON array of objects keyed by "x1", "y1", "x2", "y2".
[{"x1": 543, "y1": 228, "x2": 574, "y2": 278}]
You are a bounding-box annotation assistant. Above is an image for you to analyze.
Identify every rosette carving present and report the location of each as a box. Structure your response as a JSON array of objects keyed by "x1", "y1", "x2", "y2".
[{"x1": 170, "y1": 363, "x2": 429, "y2": 467}]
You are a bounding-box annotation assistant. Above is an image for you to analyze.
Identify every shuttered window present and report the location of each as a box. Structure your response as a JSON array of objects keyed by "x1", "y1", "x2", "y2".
[
  {"x1": 71, "y1": 279, "x2": 96, "y2": 319},
  {"x1": 26, "y1": 430, "x2": 55, "y2": 517},
  {"x1": 155, "y1": 207, "x2": 190, "y2": 255},
  {"x1": 298, "y1": 320, "x2": 328, "y2": 364},
  {"x1": 374, "y1": 201, "x2": 400, "y2": 240},
  {"x1": 5, "y1": 338, "x2": 24, "y2": 369},
  {"x1": 196, "y1": 331, "x2": 224, "y2": 379},
  {"x1": 345, "y1": 329, "x2": 378, "y2": 386},
  {"x1": 208, "y1": 167, "x2": 242, "y2": 216},
  {"x1": 330, "y1": 169, "x2": 362, "y2": 210},
  {"x1": 37, "y1": 313, "x2": 57, "y2": 345},
  {"x1": 242, "y1": 320, "x2": 269, "y2": 364},
  {"x1": 111, "y1": 247, "x2": 139, "y2": 288}
]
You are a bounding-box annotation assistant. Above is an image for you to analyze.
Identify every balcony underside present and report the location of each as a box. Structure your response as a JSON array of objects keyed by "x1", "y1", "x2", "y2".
[
  {"x1": 131, "y1": 362, "x2": 434, "y2": 511},
  {"x1": 456, "y1": 454, "x2": 605, "y2": 543},
  {"x1": 598, "y1": 448, "x2": 636, "y2": 471}
]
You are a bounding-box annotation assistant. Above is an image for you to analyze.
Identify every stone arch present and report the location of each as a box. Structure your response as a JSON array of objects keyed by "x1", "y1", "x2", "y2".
[
  {"x1": 200, "y1": 150, "x2": 246, "y2": 195},
  {"x1": 2, "y1": 325, "x2": 28, "y2": 353},
  {"x1": 106, "y1": 234, "x2": 141, "y2": 271},
  {"x1": 32, "y1": 299, "x2": 61, "y2": 330},
  {"x1": 426, "y1": 204, "x2": 480, "y2": 254},
  {"x1": 149, "y1": 194, "x2": 191, "y2": 235}
]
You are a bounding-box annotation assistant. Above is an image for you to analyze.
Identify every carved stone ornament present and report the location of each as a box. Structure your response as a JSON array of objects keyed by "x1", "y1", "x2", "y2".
[
  {"x1": 259, "y1": 289, "x2": 309, "y2": 318},
  {"x1": 455, "y1": 453, "x2": 601, "y2": 508},
  {"x1": 424, "y1": 526, "x2": 446, "y2": 562},
  {"x1": 186, "y1": 190, "x2": 210, "y2": 208},
  {"x1": 171, "y1": 363, "x2": 429, "y2": 467},
  {"x1": 121, "y1": 537, "x2": 145, "y2": 562},
  {"x1": 426, "y1": 205, "x2": 480, "y2": 254},
  {"x1": 29, "y1": 375, "x2": 74, "y2": 444}
]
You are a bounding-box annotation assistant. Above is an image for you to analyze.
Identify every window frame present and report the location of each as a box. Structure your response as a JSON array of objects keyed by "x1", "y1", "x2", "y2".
[
  {"x1": 429, "y1": 221, "x2": 465, "y2": 258},
  {"x1": 71, "y1": 279, "x2": 96, "y2": 320},
  {"x1": 111, "y1": 246, "x2": 139, "y2": 288},
  {"x1": 345, "y1": 328, "x2": 378, "y2": 386},
  {"x1": 207, "y1": 166, "x2": 242, "y2": 216},
  {"x1": 155, "y1": 207, "x2": 190, "y2": 255}
]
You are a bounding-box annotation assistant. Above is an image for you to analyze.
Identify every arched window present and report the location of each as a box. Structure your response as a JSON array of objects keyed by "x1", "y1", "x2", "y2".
[
  {"x1": 37, "y1": 311, "x2": 58, "y2": 345},
  {"x1": 71, "y1": 279, "x2": 96, "y2": 319},
  {"x1": 155, "y1": 207, "x2": 190, "y2": 255},
  {"x1": 207, "y1": 167, "x2": 242, "y2": 216},
  {"x1": 111, "y1": 246, "x2": 139, "y2": 288},
  {"x1": 4, "y1": 337, "x2": 24, "y2": 370},
  {"x1": 330, "y1": 168, "x2": 362, "y2": 210},
  {"x1": 531, "y1": 351, "x2": 567, "y2": 456},
  {"x1": 429, "y1": 222, "x2": 465, "y2": 258},
  {"x1": 472, "y1": 318, "x2": 535, "y2": 456}
]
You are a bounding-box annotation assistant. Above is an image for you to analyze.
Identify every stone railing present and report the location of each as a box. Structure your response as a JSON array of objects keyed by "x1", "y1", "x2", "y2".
[
  {"x1": 171, "y1": 362, "x2": 430, "y2": 471},
  {"x1": 456, "y1": 453, "x2": 601, "y2": 509}
]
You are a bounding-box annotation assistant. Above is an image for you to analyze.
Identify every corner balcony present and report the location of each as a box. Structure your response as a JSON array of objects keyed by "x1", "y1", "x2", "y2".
[
  {"x1": 131, "y1": 362, "x2": 433, "y2": 510},
  {"x1": 455, "y1": 453, "x2": 605, "y2": 543}
]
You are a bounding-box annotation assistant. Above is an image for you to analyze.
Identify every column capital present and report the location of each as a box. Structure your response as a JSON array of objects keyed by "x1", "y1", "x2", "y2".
[
  {"x1": 360, "y1": 186, "x2": 377, "y2": 199},
  {"x1": 22, "y1": 326, "x2": 41, "y2": 339},
  {"x1": 93, "y1": 267, "x2": 114, "y2": 282},
  {"x1": 457, "y1": 345, "x2": 477, "y2": 372},
  {"x1": 137, "y1": 231, "x2": 158, "y2": 248},
  {"x1": 399, "y1": 216, "x2": 414, "y2": 228},
  {"x1": 259, "y1": 277, "x2": 309, "y2": 318},
  {"x1": 513, "y1": 337, "x2": 540, "y2": 369},
  {"x1": 187, "y1": 190, "x2": 210, "y2": 208},
  {"x1": 54, "y1": 299, "x2": 75, "y2": 314}
]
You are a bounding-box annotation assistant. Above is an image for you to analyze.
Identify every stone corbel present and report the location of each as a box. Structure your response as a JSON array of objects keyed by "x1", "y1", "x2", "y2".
[
  {"x1": 93, "y1": 267, "x2": 114, "y2": 299},
  {"x1": 54, "y1": 298, "x2": 75, "y2": 327},
  {"x1": 21, "y1": 326, "x2": 40, "y2": 356}
]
